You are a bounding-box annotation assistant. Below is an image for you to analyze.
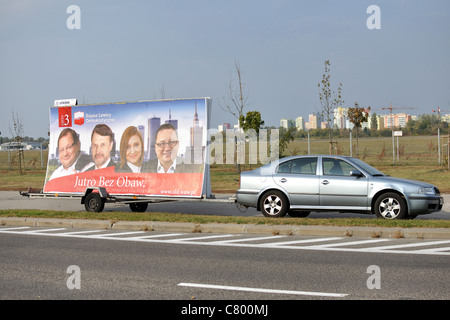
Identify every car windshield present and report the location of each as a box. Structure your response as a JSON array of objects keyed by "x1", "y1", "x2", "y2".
[{"x1": 348, "y1": 158, "x2": 385, "y2": 176}]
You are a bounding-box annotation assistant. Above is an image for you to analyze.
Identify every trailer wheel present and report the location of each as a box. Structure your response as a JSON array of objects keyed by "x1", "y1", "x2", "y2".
[
  {"x1": 84, "y1": 192, "x2": 105, "y2": 213},
  {"x1": 129, "y1": 202, "x2": 148, "y2": 212},
  {"x1": 288, "y1": 210, "x2": 310, "y2": 218}
]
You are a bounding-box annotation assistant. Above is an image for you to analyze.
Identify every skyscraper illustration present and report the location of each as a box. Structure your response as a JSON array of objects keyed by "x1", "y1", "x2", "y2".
[
  {"x1": 147, "y1": 116, "x2": 160, "y2": 160},
  {"x1": 185, "y1": 102, "x2": 204, "y2": 164},
  {"x1": 165, "y1": 109, "x2": 178, "y2": 130}
]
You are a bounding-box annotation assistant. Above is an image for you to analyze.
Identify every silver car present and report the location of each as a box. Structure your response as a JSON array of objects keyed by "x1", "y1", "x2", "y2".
[{"x1": 236, "y1": 155, "x2": 444, "y2": 219}]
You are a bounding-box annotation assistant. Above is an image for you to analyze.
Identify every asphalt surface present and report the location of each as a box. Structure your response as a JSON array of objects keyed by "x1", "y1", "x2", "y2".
[
  {"x1": 2, "y1": 229, "x2": 449, "y2": 300},
  {"x1": 1, "y1": 191, "x2": 449, "y2": 240}
]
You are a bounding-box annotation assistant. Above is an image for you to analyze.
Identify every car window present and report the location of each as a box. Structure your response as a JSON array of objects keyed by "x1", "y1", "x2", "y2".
[
  {"x1": 277, "y1": 161, "x2": 291, "y2": 173},
  {"x1": 276, "y1": 158, "x2": 317, "y2": 174},
  {"x1": 291, "y1": 158, "x2": 317, "y2": 175},
  {"x1": 348, "y1": 157, "x2": 385, "y2": 176},
  {"x1": 322, "y1": 158, "x2": 356, "y2": 176}
]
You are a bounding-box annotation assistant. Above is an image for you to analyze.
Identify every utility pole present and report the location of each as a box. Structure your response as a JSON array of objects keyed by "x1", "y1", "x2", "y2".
[
  {"x1": 381, "y1": 103, "x2": 415, "y2": 165},
  {"x1": 432, "y1": 107, "x2": 441, "y2": 166},
  {"x1": 382, "y1": 104, "x2": 395, "y2": 165}
]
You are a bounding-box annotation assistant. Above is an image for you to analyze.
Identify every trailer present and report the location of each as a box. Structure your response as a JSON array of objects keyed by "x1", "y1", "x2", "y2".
[
  {"x1": 20, "y1": 187, "x2": 237, "y2": 213},
  {"x1": 22, "y1": 97, "x2": 238, "y2": 212}
]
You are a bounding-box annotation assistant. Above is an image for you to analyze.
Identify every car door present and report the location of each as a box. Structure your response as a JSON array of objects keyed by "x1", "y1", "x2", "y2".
[
  {"x1": 319, "y1": 157, "x2": 369, "y2": 210},
  {"x1": 273, "y1": 157, "x2": 319, "y2": 206}
]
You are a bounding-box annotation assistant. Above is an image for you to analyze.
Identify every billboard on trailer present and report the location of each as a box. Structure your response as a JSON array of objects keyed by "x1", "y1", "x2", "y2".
[{"x1": 44, "y1": 98, "x2": 210, "y2": 198}]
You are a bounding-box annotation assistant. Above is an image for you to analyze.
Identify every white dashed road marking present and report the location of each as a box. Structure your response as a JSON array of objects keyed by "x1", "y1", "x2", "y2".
[{"x1": 177, "y1": 282, "x2": 348, "y2": 298}]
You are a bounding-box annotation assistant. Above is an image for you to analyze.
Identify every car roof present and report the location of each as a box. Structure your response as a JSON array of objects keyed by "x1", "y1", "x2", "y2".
[
  {"x1": 277, "y1": 154, "x2": 351, "y2": 162},
  {"x1": 264, "y1": 155, "x2": 353, "y2": 168}
]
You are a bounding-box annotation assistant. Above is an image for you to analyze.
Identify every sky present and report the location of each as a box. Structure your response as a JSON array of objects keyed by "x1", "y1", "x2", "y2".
[{"x1": 1, "y1": 0, "x2": 449, "y2": 139}]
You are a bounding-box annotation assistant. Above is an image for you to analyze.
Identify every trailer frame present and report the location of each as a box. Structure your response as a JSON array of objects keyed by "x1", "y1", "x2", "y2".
[{"x1": 20, "y1": 187, "x2": 237, "y2": 213}]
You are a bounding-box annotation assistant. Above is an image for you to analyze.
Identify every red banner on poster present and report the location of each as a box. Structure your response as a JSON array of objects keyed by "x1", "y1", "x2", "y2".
[{"x1": 43, "y1": 167, "x2": 204, "y2": 197}]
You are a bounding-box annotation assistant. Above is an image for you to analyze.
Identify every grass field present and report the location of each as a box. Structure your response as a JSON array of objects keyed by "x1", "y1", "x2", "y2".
[
  {"x1": 1, "y1": 136, "x2": 449, "y2": 229},
  {"x1": 1, "y1": 135, "x2": 449, "y2": 192}
]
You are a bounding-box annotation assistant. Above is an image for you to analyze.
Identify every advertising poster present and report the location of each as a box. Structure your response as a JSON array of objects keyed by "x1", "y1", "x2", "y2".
[{"x1": 44, "y1": 98, "x2": 209, "y2": 198}]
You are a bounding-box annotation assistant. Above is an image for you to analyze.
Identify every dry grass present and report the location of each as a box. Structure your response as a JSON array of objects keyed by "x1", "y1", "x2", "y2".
[
  {"x1": 1, "y1": 135, "x2": 450, "y2": 193},
  {"x1": 392, "y1": 229, "x2": 405, "y2": 239}
]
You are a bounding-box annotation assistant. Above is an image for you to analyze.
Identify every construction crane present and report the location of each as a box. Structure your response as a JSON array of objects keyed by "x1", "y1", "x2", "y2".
[
  {"x1": 432, "y1": 107, "x2": 441, "y2": 121},
  {"x1": 374, "y1": 103, "x2": 416, "y2": 165},
  {"x1": 380, "y1": 103, "x2": 416, "y2": 113},
  {"x1": 378, "y1": 103, "x2": 415, "y2": 129},
  {"x1": 432, "y1": 107, "x2": 450, "y2": 121}
]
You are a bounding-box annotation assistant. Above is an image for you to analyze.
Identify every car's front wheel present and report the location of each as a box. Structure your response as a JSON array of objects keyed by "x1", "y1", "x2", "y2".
[
  {"x1": 374, "y1": 192, "x2": 406, "y2": 219},
  {"x1": 260, "y1": 191, "x2": 288, "y2": 218}
]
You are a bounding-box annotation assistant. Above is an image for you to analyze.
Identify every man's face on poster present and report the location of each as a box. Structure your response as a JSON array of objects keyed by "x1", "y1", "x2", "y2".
[
  {"x1": 58, "y1": 133, "x2": 80, "y2": 169},
  {"x1": 91, "y1": 132, "x2": 113, "y2": 168},
  {"x1": 155, "y1": 128, "x2": 179, "y2": 167}
]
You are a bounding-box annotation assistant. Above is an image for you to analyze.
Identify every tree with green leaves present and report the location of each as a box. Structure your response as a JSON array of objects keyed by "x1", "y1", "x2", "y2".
[
  {"x1": 239, "y1": 111, "x2": 265, "y2": 134},
  {"x1": 370, "y1": 112, "x2": 378, "y2": 131},
  {"x1": 348, "y1": 102, "x2": 371, "y2": 157},
  {"x1": 278, "y1": 127, "x2": 296, "y2": 157},
  {"x1": 318, "y1": 60, "x2": 344, "y2": 154},
  {"x1": 238, "y1": 111, "x2": 265, "y2": 169}
]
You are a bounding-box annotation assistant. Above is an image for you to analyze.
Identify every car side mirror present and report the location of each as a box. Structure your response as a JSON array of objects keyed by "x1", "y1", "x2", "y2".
[{"x1": 350, "y1": 170, "x2": 363, "y2": 177}]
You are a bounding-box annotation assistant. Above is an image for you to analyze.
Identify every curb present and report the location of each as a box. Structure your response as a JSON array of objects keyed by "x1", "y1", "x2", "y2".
[{"x1": 1, "y1": 217, "x2": 450, "y2": 240}]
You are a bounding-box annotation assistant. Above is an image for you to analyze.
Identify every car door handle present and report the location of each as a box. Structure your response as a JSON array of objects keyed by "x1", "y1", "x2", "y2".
[
  {"x1": 322, "y1": 180, "x2": 329, "y2": 185},
  {"x1": 280, "y1": 178, "x2": 287, "y2": 183}
]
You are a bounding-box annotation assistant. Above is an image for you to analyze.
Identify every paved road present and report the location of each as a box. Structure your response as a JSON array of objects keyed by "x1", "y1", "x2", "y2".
[
  {"x1": 3, "y1": 191, "x2": 450, "y2": 240},
  {"x1": 1, "y1": 226, "x2": 449, "y2": 301},
  {"x1": 2, "y1": 191, "x2": 450, "y2": 220}
]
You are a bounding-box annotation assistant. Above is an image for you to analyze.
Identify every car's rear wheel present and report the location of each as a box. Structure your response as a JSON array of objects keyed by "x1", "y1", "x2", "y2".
[
  {"x1": 260, "y1": 191, "x2": 288, "y2": 218},
  {"x1": 374, "y1": 192, "x2": 406, "y2": 219}
]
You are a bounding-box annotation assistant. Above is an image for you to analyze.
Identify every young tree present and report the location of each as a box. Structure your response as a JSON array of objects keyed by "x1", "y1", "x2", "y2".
[
  {"x1": 278, "y1": 127, "x2": 296, "y2": 157},
  {"x1": 239, "y1": 111, "x2": 264, "y2": 134},
  {"x1": 219, "y1": 61, "x2": 249, "y2": 173},
  {"x1": 220, "y1": 60, "x2": 248, "y2": 123},
  {"x1": 370, "y1": 112, "x2": 378, "y2": 131},
  {"x1": 239, "y1": 111, "x2": 265, "y2": 169},
  {"x1": 9, "y1": 110, "x2": 25, "y2": 174},
  {"x1": 348, "y1": 102, "x2": 371, "y2": 157},
  {"x1": 318, "y1": 60, "x2": 344, "y2": 154}
]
